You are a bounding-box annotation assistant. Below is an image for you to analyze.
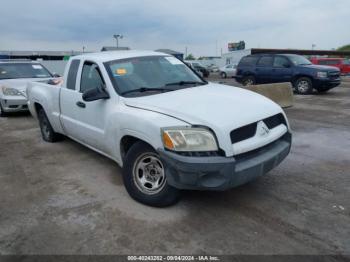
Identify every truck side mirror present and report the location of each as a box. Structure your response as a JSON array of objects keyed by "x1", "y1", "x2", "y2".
[{"x1": 82, "y1": 86, "x2": 110, "y2": 102}]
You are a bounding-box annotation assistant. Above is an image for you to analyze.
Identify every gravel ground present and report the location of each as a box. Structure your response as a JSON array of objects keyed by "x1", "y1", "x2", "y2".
[{"x1": 0, "y1": 81, "x2": 349, "y2": 256}]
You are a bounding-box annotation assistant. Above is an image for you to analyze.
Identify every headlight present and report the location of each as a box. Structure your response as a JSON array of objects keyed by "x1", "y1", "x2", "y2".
[
  {"x1": 1, "y1": 86, "x2": 22, "y2": 96},
  {"x1": 317, "y1": 71, "x2": 328, "y2": 78},
  {"x1": 162, "y1": 127, "x2": 218, "y2": 152}
]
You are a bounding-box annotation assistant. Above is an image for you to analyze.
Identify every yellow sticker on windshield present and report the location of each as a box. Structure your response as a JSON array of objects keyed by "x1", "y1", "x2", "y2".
[{"x1": 116, "y1": 68, "x2": 127, "y2": 75}]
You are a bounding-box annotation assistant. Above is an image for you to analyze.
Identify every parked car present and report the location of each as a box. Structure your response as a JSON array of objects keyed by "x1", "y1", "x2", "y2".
[
  {"x1": 185, "y1": 60, "x2": 210, "y2": 77},
  {"x1": 235, "y1": 54, "x2": 341, "y2": 94},
  {"x1": 184, "y1": 62, "x2": 204, "y2": 77},
  {"x1": 310, "y1": 57, "x2": 350, "y2": 75},
  {"x1": 27, "y1": 51, "x2": 292, "y2": 207},
  {"x1": 207, "y1": 64, "x2": 220, "y2": 73},
  {"x1": 220, "y1": 64, "x2": 237, "y2": 78},
  {"x1": 0, "y1": 60, "x2": 56, "y2": 116}
]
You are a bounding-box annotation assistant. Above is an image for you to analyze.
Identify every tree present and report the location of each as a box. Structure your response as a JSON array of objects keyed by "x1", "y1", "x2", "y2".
[
  {"x1": 185, "y1": 54, "x2": 195, "y2": 60},
  {"x1": 337, "y1": 44, "x2": 350, "y2": 52}
]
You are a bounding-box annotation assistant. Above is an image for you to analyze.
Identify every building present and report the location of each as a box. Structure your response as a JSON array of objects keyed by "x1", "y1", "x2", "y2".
[
  {"x1": 0, "y1": 50, "x2": 84, "y2": 60},
  {"x1": 101, "y1": 46, "x2": 130, "y2": 51},
  {"x1": 155, "y1": 49, "x2": 184, "y2": 60}
]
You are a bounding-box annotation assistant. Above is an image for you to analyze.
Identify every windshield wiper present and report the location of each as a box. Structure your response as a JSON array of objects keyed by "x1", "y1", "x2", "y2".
[
  {"x1": 165, "y1": 81, "x2": 206, "y2": 86},
  {"x1": 121, "y1": 87, "x2": 174, "y2": 96}
]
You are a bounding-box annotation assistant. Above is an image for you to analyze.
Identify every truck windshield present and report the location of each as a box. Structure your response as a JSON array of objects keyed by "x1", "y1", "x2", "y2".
[
  {"x1": 104, "y1": 56, "x2": 206, "y2": 96},
  {"x1": 285, "y1": 55, "x2": 312, "y2": 66},
  {"x1": 0, "y1": 63, "x2": 52, "y2": 80}
]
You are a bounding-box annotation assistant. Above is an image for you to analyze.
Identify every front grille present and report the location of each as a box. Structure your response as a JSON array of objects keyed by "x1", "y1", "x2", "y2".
[
  {"x1": 264, "y1": 113, "x2": 287, "y2": 129},
  {"x1": 230, "y1": 122, "x2": 257, "y2": 144},
  {"x1": 230, "y1": 113, "x2": 286, "y2": 144},
  {"x1": 328, "y1": 71, "x2": 340, "y2": 79}
]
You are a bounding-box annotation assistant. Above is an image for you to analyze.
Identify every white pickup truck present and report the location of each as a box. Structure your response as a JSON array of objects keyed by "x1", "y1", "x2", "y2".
[{"x1": 27, "y1": 51, "x2": 292, "y2": 207}]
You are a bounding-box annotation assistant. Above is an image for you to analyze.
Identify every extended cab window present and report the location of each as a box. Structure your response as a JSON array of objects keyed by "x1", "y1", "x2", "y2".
[
  {"x1": 80, "y1": 62, "x2": 105, "y2": 93},
  {"x1": 273, "y1": 57, "x2": 290, "y2": 68},
  {"x1": 257, "y1": 56, "x2": 273, "y2": 67},
  {"x1": 66, "y1": 60, "x2": 80, "y2": 90}
]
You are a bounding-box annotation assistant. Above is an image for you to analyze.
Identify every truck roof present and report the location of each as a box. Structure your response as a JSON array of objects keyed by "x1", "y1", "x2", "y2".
[{"x1": 72, "y1": 50, "x2": 168, "y2": 62}]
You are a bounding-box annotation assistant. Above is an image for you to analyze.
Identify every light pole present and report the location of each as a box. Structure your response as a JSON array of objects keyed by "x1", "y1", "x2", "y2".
[{"x1": 113, "y1": 34, "x2": 123, "y2": 48}]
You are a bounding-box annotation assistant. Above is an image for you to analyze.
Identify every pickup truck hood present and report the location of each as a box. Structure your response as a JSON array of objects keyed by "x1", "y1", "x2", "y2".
[{"x1": 123, "y1": 83, "x2": 283, "y2": 133}]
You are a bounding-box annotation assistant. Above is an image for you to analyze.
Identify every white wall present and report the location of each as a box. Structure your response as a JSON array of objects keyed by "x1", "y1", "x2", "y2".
[{"x1": 221, "y1": 49, "x2": 252, "y2": 66}]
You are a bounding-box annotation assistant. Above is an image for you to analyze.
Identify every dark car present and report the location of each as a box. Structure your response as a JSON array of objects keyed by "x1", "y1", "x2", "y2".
[
  {"x1": 235, "y1": 54, "x2": 341, "y2": 94},
  {"x1": 185, "y1": 61, "x2": 210, "y2": 78}
]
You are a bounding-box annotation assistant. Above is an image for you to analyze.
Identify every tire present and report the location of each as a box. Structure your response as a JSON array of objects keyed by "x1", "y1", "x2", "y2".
[
  {"x1": 122, "y1": 141, "x2": 180, "y2": 207},
  {"x1": 294, "y1": 77, "x2": 313, "y2": 94},
  {"x1": 37, "y1": 108, "x2": 63, "y2": 142},
  {"x1": 0, "y1": 103, "x2": 8, "y2": 117},
  {"x1": 221, "y1": 72, "x2": 227, "y2": 79},
  {"x1": 242, "y1": 76, "x2": 256, "y2": 86}
]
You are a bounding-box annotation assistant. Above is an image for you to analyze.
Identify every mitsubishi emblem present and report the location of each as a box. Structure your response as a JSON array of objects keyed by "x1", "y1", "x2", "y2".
[{"x1": 257, "y1": 121, "x2": 270, "y2": 137}]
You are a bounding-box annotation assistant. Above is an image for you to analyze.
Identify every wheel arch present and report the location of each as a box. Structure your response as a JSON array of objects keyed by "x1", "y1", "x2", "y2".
[
  {"x1": 292, "y1": 74, "x2": 314, "y2": 85},
  {"x1": 120, "y1": 135, "x2": 156, "y2": 163}
]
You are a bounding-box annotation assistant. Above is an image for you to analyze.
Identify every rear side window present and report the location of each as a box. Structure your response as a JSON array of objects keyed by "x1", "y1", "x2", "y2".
[
  {"x1": 257, "y1": 56, "x2": 273, "y2": 67},
  {"x1": 66, "y1": 60, "x2": 80, "y2": 90},
  {"x1": 239, "y1": 56, "x2": 259, "y2": 66}
]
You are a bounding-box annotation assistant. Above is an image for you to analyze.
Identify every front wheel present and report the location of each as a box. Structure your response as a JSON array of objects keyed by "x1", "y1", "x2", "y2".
[
  {"x1": 221, "y1": 72, "x2": 227, "y2": 78},
  {"x1": 294, "y1": 77, "x2": 313, "y2": 94},
  {"x1": 122, "y1": 142, "x2": 180, "y2": 207}
]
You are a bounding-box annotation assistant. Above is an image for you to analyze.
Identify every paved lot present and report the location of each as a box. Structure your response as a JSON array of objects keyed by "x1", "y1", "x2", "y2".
[{"x1": 0, "y1": 83, "x2": 349, "y2": 255}]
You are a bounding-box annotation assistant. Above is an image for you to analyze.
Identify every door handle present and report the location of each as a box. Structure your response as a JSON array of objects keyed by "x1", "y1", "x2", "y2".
[{"x1": 76, "y1": 101, "x2": 86, "y2": 108}]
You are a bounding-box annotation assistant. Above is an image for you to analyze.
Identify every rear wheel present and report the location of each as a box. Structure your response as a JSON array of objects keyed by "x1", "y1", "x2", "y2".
[
  {"x1": 37, "y1": 108, "x2": 63, "y2": 142},
  {"x1": 294, "y1": 77, "x2": 313, "y2": 94},
  {"x1": 242, "y1": 76, "x2": 256, "y2": 86},
  {"x1": 122, "y1": 141, "x2": 180, "y2": 207},
  {"x1": 221, "y1": 72, "x2": 227, "y2": 78}
]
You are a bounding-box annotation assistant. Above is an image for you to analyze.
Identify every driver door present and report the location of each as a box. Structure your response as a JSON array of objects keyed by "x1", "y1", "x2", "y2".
[{"x1": 60, "y1": 60, "x2": 109, "y2": 153}]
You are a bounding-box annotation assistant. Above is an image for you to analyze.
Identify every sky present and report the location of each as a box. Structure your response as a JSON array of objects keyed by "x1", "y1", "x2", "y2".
[{"x1": 0, "y1": 0, "x2": 349, "y2": 57}]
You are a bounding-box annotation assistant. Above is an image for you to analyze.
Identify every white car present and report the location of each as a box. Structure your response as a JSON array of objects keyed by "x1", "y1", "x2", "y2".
[
  {"x1": 220, "y1": 64, "x2": 237, "y2": 78},
  {"x1": 0, "y1": 60, "x2": 55, "y2": 116},
  {"x1": 27, "y1": 51, "x2": 292, "y2": 207}
]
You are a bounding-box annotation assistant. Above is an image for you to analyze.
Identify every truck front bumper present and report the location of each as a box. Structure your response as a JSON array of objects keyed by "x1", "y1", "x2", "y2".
[
  {"x1": 0, "y1": 97, "x2": 28, "y2": 113},
  {"x1": 158, "y1": 132, "x2": 291, "y2": 191},
  {"x1": 313, "y1": 78, "x2": 341, "y2": 90}
]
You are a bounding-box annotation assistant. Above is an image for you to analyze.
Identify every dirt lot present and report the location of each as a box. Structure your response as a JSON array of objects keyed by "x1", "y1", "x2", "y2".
[{"x1": 0, "y1": 81, "x2": 349, "y2": 255}]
